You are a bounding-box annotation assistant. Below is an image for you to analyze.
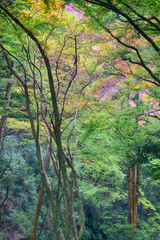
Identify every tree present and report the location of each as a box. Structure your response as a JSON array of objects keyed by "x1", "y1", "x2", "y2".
[
  {"x1": 0, "y1": 51, "x2": 12, "y2": 155},
  {"x1": 69, "y1": 0, "x2": 159, "y2": 234},
  {"x1": 71, "y1": 0, "x2": 159, "y2": 85},
  {"x1": 0, "y1": 1, "x2": 86, "y2": 239}
]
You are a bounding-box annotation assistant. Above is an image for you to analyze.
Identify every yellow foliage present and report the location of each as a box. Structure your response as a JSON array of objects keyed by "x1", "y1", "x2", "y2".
[
  {"x1": 7, "y1": 118, "x2": 48, "y2": 140},
  {"x1": 7, "y1": 118, "x2": 31, "y2": 131},
  {"x1": 82, "y1": 159, "x2": 91, "y2": 163},
  {"x1": 12, "y1": 0, "x2": 64, "y2": 30}
]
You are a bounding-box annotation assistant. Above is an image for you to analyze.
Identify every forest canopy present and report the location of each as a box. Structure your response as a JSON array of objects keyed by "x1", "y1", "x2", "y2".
[{"x1": 0, "y1": 0, "x2": 160, "y2": 239}]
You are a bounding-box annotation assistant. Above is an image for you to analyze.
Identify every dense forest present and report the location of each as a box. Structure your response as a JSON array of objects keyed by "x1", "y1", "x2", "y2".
[{"x1": 0, "y1": 0, "x2": 160, "y2": 239}]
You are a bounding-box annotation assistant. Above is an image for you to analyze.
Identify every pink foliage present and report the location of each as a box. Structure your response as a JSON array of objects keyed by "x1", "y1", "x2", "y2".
[{"x1": 65, "y1": 4, "x2": 83, "y2": 20}]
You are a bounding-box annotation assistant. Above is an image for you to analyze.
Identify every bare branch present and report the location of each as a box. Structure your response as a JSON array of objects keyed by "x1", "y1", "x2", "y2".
[
  {"x1": 0, "y1": 43, "x2": 25, "y2": 86},
  {"x1": 67, "y1": 91, "x2": 81, "y2": 163},
  {"x1": 60, "y1": 36, "x2": 78, "y2": 122},
  {"x1": 84, "y1": 0, "x2": 160, "y2": 52}
]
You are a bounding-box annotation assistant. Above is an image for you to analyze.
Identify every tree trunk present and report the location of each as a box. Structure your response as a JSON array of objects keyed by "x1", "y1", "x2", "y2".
[
  {"x1": 30, "y1": 146, "x2": 50, "y2": 240},
  {"x1": 133, "y1": 163, "x2": 138, "y2": 229},
  {"x1": 0, "y1": 82, "x2": 12, "y2": 156},
  {"x1": 128, "y1": 168, "x2": 133, "y2": 225},
  {"x1": 128, "y1": 164, "x2": 138, "y2": 239}
]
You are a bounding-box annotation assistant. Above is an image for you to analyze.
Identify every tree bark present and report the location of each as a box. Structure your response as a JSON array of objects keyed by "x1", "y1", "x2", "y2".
[
  {"x1": 0, "y1": 82, "x2": 12, "y2": 156},
  {"x1": 128, "y1": 168, "x2": 132, "y2": 225},
  {"x1": 128, "y1": 164, "x2": 138, "y2": 240},
  {"x1": 30, "y1": 146, "x2": 50, "y2": 240},
  {"x1": 133, "y1": 164, "x2": 138, "y2": 229}
]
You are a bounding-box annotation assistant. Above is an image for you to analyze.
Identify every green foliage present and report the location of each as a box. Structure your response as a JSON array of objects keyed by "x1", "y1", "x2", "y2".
[
  {"x1": 11, "y1": 210, "x2": 33, "y2": 236},
  {"x1": 0, "y1": 136, "x2": 41, "y2": 238},
  {"x1": 0, "y1": 232, "x2": 10, "y2": 240},
  {"x1": 139, "y1": 189, "x2": 156, "y2": 211},
  {"x1": 148, "y1": 159, "x2": 160, "y2": 180},
  {"x1": 72, "y1": 87, "x2": 160, "y2": 238},
  {"x1": 0, "y1": 0, "x2": 160, "y2": 239}
]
